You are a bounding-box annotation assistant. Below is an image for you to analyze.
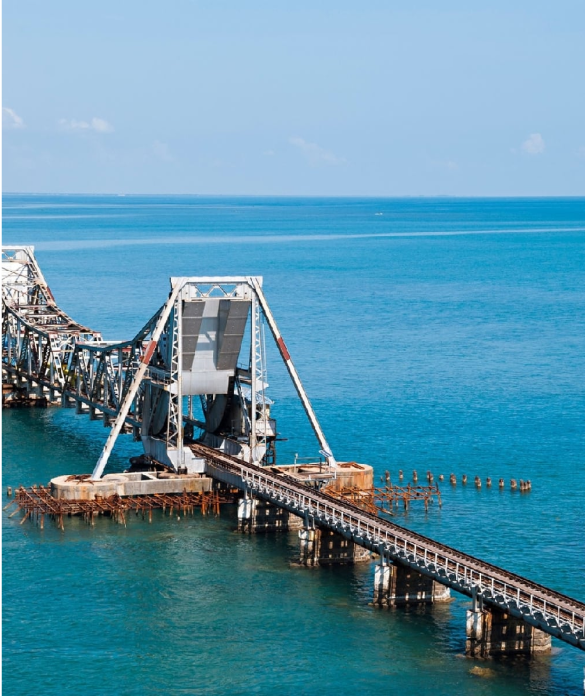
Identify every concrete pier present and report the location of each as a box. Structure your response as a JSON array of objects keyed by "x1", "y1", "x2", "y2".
[
  {"x1": 2, "y1": 379, "x2": 53, "y2": 408},
  {"x1": 275, "y1": 461, "x2": 374, "y2": 491},
  {"x1": 237, "y1": 496, "x2": 303, "y2": 533},
  {"x1": 373, "y1": 560, "x2": 451, "y2": 606},
  {"x1": 51, "y1": 472, "x2": 213, "y2": 500},
  {"x1": 466, "y1": 607, "x2": 551, "y2": 657},
  {"x1": 298, "y1": 526, "x2": 371, "y2": 566}
]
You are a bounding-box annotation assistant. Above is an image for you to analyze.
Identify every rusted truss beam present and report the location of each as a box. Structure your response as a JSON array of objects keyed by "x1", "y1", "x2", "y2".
[{"x1": 323, "y1": 483, "x2": 442, "y2": 514}]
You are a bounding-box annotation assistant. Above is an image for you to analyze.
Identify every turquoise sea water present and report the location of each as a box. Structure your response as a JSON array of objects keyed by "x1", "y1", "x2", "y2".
[{"x1": 2, "y1": 195, "x2": 585, "y2": 696}]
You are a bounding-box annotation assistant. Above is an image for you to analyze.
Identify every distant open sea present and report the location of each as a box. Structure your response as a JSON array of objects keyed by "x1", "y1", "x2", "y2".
[{"x1": 3, "y1": 195, "x2": 585, "y2": 696}]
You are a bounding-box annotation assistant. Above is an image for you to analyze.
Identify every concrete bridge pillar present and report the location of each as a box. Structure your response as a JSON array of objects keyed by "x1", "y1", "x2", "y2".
[
  {"x1": 299, "y1": 527, "x2": 319, "y2": 565},
  {"x1": 373, "y1": 559, "x2": 451, "y2": 606},
  {"x1": 298, "y1": 526, "x2": 371, "y2": 566},
  {"x1": 28, "y1": 380, "x2": 44, "y2": 399},
  {"x1": 237, "y1": 495, "x2": 303, "y2": 534},
  {"x1": 465, "y1": 607, "x2": 551, "y2": 657},
  {"x1": 1, "y1": 378, "x2": 47, "y2": 406}
]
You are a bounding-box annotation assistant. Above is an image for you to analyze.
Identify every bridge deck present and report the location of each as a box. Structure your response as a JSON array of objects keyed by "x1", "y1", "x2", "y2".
[{"x1": 190, "y1": 442, "x2": 585, "y2": 651}]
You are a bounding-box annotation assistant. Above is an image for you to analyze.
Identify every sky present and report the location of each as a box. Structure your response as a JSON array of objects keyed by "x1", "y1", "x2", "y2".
[{"x1": 2, "y1": 0, "x2": 585, "y2": 196}]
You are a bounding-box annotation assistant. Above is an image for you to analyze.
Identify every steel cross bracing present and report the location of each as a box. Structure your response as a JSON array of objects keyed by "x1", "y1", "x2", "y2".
[
  {"x1": 248, "y1": 294, "x2": 270, "y2": 463},
  {"x1": 165, "y1": 295, "x2": 182, "y2": 457},
  {"x1": 192, "y1": 442, "x2": 585, "y2": 651}
]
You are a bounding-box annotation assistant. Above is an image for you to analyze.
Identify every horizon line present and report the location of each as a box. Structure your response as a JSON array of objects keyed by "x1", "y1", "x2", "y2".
[{"x1": 3, "y1": 192, "x2": 585, "y2": 200}]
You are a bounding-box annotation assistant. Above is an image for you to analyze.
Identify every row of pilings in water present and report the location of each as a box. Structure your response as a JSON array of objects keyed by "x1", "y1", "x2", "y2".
[{"x1": 385, "y1": 471, "x2": 532, "y2": 491}]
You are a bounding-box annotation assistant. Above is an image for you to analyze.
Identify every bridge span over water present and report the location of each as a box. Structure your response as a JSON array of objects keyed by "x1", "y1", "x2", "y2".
[{"x1": 2, "y1": 245, "x2": 584, "y2": 659}]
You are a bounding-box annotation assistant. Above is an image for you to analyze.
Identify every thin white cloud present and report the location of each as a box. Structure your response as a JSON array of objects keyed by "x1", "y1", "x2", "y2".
[
  {"x1": 3, "y1": 107, "x2": 25, "y2": 129},
  {"x1": 59, "y1": 117, "x2": 114, "y2": 133},
  {"x1": 522, "y1": 133, "x2": 545, "y2": 155},
  {"x1": 153, "y1": 140, "x2": 174, "y2": 162},
  {"x1": 289, "y1": 136, "x2": 345, "y2": 167},
  {"x1": 91, "y1": 117, "x2": 114, "y2": 133}
]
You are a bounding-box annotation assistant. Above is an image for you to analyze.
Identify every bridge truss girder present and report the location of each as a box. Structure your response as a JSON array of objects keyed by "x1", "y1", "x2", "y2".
[{"x1": 2, "y1": 246, "x2": 102, "y2": 396}]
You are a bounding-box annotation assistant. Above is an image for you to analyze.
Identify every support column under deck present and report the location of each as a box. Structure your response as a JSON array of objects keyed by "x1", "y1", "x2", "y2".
[
  {"x1": 237, "y1": 496, "x2": 303, "y2": 533},
  {"x1": 466, "y1": 607, "x2": 551, "y2": 657},
  {"x1": 373, "y1": 560, "x2": 451, "y2": 606},
  {"x1": 3, "y1": 375, "x2": 51, "y2": 406},
  {"x1": 298, "y1": 526, "x2": 371, "y2": 566}
]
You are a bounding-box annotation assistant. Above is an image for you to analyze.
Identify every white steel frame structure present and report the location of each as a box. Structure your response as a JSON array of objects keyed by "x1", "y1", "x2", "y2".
[
  {"x1": 93, "y1": 275, "x2": 337, "y2": 478},
  {"x1": 2, "y1": 248, "x2": 337, "y2": 481}
]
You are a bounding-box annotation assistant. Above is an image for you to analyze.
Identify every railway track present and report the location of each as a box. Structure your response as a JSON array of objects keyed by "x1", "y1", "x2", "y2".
[{"x1": 190, "y1": 442, "x2": 585, "y2": 650}]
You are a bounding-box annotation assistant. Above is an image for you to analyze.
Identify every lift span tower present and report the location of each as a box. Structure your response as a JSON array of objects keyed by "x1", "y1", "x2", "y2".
[{"x1": 1, "y1": 246, "x2": 337, "y2": 482}]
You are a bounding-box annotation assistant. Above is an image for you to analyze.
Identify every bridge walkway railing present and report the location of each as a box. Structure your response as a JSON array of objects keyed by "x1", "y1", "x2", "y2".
[{"x1": 190, "y1": 442, "x2": 585, "y2": 651}]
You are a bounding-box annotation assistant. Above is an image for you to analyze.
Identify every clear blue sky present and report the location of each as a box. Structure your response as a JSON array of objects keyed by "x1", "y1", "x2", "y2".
[{"x1": 3, "y1": 0, "x2": 585, "y2": 196}]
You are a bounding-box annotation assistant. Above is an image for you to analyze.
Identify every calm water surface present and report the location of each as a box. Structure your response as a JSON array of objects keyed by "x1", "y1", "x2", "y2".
[{"x1": 3, "y1": 195, "x2": 585, "y2": 695}]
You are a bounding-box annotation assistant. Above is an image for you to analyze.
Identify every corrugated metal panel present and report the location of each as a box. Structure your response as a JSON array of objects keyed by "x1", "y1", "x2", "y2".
[
  {"x1": 217, "y1": 299, "x2": 249, "y2": 370},
  {"x1": 180, "y1": 298, "x2": 249, "y2": 393},
  {"x1": 182, "y1": 301, "x2": 204, "y2": 367}
]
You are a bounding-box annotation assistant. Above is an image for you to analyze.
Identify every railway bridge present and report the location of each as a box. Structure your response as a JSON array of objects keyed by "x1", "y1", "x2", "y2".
[{"x1": 2, "y1": 245, "x2": 584, "y2": 660}]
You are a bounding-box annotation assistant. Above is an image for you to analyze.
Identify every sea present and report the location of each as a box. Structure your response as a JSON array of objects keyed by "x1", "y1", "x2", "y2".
[{"x1": 2, "y1": 195, "x2": 585, "y2": 696}]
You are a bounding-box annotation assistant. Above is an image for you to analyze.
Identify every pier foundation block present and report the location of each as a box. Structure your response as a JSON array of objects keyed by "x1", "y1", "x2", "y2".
[
  {"x1": 465, "y1": 608, "x2": 551, "y2": 658},
  {"x1": 298, "y1": 526, "x2": 371, "y2": 566},
  {"x1": 1, "y1": 376, "x2": 53, "y2": 407},
  {"x1": 237, "y1": 497, "x2": 303, "y2": 533},
  {"x1": 373, "y1": 561, "x2": 451, "y2": 606}
]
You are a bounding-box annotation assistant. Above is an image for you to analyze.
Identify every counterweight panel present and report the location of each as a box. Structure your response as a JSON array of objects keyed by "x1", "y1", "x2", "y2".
[{"x1": 181, "y1": 298, "x2": 250, "y2": 395}]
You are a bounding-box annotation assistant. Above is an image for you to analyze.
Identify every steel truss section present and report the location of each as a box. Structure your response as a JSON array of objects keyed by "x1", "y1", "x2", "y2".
[
  {"x1": 165, "y1": 297, "x2": 182, "y2": 455},
  {"x1": 2, "y1": 247, "x2": 102, "y2": 396},
  {"x1": 65, "y1": 315, "x2": 161, "y2": 426}
]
